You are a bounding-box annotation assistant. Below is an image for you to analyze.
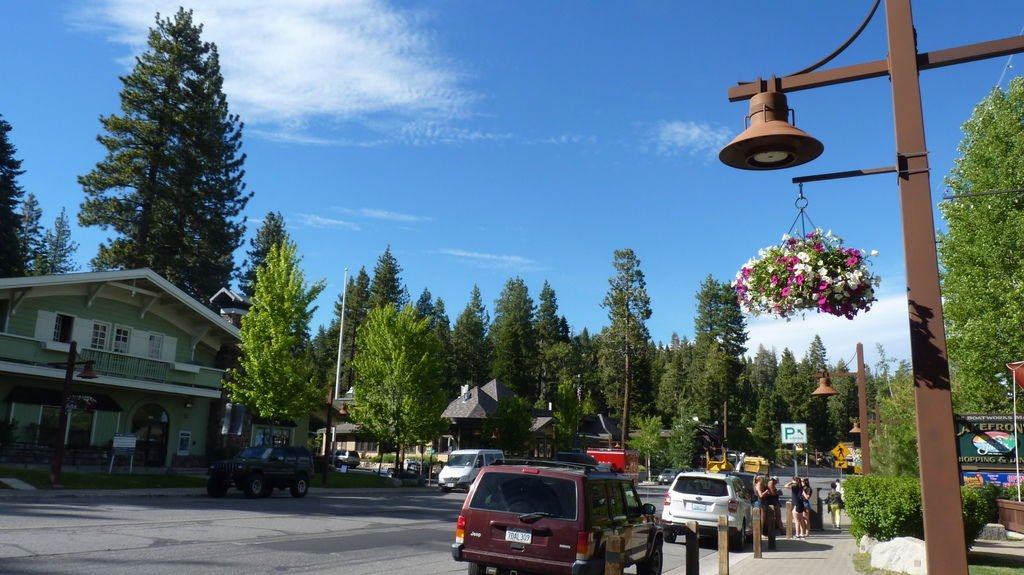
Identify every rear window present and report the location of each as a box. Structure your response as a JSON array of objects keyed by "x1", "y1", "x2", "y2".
[
  {"x1": 673, "y1": 476, "x2": 728, "y2": 497},
  {"x1": 470, "y1": 472, "x2": 578, "y2": 520}
]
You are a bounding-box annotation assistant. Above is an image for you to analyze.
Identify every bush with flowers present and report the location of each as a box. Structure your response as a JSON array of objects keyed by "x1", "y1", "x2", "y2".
[{"x1": 734, "y1": 229, "x2": 880, "y2": 319}]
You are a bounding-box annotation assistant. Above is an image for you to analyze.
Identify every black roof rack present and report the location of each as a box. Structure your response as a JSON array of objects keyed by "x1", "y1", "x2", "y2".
[{"x1": 494, "y1": 458, "x2": 605, "y2": 473}]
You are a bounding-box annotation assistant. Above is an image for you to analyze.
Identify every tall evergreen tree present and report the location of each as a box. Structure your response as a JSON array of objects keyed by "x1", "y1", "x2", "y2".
[
  {"x1": 430, "y1": 296, "x2": 456, "y2": 397},
  {"x1": 535, "y1": 281, "x2": 568, "y2": 403},
  {"x1": 18, "y1": 192, "x2": 43, "y2": 275},
  {"x1": 78, "y1": 9, "x2": 250, "y2": 301},
  {"x1": 416, "y1": 288, "x2": 435, "y2": 320},
  {"x1": 324, "y1": 268, "x2": 371, "y2": 395},
  {"x1": 33, "y1": 208, "x2": 79, "y2": 275},
  {"x1": 939, "y1": 77, "x2": 1024, "y2": 412},
  {"x1": 225, "y1": 241, "x2": 326, "y2": 426},
  {"x1": 452, "y1": 285, "x2": 491, "y2": 387},
  {"x1": 693, "y1": 274, "x2": 748, "y2": 359},
  {"x1": 599, "y1": 248, "x2": 652, "y2": 438},
  {"x1": 489, "y1": 277, "x2": 538, "y2": 400},
  {"x1": 239, "y1": 211, "x2": 287, "y2": 298},
  {"x1": 0, "y1": 115, "x2": 26, "y2": 277},
  {"x1": 368, "y1": 245, "x2": 408, "y2": 310}
]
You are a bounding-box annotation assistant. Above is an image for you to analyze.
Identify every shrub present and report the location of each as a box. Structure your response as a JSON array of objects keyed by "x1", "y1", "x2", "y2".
[
  {"x1": 845, "y1": 475, "x2": 923, "y2": 541},
  {"x1": 845, "y1": 475, "x2": 998, "y2": 548}
]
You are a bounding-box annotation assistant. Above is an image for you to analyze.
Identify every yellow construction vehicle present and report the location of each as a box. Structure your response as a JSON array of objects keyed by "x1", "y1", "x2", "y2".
[
  {"x1": 705, "y1": 449, "x2": 734, "y2": 473},
  {"x1": 741, "y1": 456, "x2": 770, "y2": 475}
]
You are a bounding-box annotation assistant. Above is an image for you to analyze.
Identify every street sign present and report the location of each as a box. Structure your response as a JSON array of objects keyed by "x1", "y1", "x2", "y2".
[{"x1": 780, "y1": 423, "x2": 808, "y2": 445}]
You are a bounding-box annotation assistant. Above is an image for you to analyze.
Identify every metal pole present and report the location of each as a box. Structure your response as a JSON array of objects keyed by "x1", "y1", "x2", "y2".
[
  {"x1": 332, "y1": 268, "x2": 349, "y2": 444},
  {"x1": 49, "y1": 341, "x2": 77, "y2": 488},
  {"x1": 856, "y1": 343, "x2": 871, "y2": 474},
  {"x1": 885, "y1": 1, "x2": 966, "y2": 571},
  {"x1": 1010, "y1": 362, "x2": 1024, "y2": 502}
]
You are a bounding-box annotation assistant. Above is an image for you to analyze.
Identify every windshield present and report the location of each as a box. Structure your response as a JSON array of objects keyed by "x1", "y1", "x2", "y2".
[
  {"x1": 240, "y1": 447, "x2": 271, "y2": 459},
  {"x1": 447, "y1": 454, "x2": 476, "y2": 467}
]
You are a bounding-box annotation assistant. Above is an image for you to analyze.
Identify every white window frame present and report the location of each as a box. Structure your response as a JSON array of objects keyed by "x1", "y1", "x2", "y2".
[
  {"x1": 148, "y1": 333, "x2": 164, "y2": 359},
  {"x1": 90, "y1": 321, "x2": 111, "y2": 350},
  {"x1": 112, "y1": 325, "x2": 131, "y2": 354},
  {"x1": 52, "y1": 313, "x2": 75, "y2": 343}
]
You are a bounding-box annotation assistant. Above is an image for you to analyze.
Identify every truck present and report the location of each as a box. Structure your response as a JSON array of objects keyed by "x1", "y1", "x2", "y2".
[{"x1": 586, "y1": 447, "x2": 640, "y2": 482}]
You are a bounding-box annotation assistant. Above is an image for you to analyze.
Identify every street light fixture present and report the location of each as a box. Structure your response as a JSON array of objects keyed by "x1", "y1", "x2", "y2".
[
  {"x1": 810, "y1": 371, "x2": 839, "y2": 397},
  {"x1": 719, "y1": 88, "x2": 823, "y2": 170},
  {"x1": 720, "y1": 4, "x2": 1024, "y2": 569},
  {"x1": 50, "y1": 340, "x2": 99, "y2": 488}
]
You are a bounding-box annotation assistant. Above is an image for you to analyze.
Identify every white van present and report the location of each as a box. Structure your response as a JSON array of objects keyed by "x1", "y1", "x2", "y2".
[{"x1": 438, "y1": 449, "x2": 504, "y2": 492}]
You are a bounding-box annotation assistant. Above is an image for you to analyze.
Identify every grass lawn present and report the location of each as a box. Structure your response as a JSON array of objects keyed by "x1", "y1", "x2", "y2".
[{"x1": 0, "y1": 466, "x2": 399, "y2": 490}]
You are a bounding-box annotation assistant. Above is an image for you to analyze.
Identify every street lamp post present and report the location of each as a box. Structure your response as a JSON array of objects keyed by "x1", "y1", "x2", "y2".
[
  {"x1": 50, "y1": 340, "x2": 98, "y2": 488},
  {"x1": 719, "y1": 2, "x2": 1024, "y2": 571},
  {"x1": 809, "y1": 342, "x2": 871, "y2": 474}
]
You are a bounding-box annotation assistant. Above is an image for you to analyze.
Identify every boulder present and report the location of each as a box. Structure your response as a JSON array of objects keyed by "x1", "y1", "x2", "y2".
[
  {"x1": 977, "y1": 523, "x2": 1007, "y2": 541},
  {"x1": 858, "y1": 535, "x2": 878, "y2": 554},
  {"x1": 870, "y1": 537, "x2": 927, "y2": 575}
]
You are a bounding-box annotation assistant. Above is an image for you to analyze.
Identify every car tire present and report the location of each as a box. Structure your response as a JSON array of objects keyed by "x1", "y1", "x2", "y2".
[
  {"x1": 664, "y1": 530, "x2": 677, "y2": 544},
  {"x1": 244, "y1": 473, "x2": 265, "y2": 498},
  {"x1": 290, "y1": 473, "x2": 309, "y2": 498},
  {"x1": 730, "y1": 522, "x2": 745, "y2": 551},
  {"x1": 467, "y1": 563, "x2": 482, "y2": 575},
  {"x1": 440, "y1": 486, "x2": 451, "y2": 493},
  {"x1": 206, "y1": 477, "x2": 228, "y2": 497},
  {"x1": 636, "y1": 540, "x2": 663, "y2": 575}
]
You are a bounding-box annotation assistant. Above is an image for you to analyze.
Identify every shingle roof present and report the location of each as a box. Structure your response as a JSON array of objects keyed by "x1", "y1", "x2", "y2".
[{"x1": 441, "y1": 378, "x2": 513, "y2": 420}]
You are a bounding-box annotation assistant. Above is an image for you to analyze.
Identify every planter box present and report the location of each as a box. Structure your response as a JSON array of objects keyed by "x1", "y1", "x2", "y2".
[{"x1": 996, "y1": 498, "x2": 1024, "y2": 533}]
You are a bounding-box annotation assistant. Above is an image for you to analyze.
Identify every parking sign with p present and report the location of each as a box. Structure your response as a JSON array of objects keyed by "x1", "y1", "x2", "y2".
[{"x1": 780, "y1": 423, "x2": 808, "y2": 445}]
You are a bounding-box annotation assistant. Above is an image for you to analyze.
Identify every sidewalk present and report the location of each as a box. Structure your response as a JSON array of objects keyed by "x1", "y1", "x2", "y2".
[{"x1": 729, "y1": 529, "x2": 859, "y2": 575}]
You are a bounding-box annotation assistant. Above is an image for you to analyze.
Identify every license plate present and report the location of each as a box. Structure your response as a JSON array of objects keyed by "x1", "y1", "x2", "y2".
[
  {"x1": 505, "y1": 528, "x2": 532, "y2": 544},
  {"x1": 691, "y1": 502, "x2": 708, "y2": 512}
]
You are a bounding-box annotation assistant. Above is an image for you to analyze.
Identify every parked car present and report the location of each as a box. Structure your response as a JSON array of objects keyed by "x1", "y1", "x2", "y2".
[
  {"x1": 207, "y1": 446, "x2": 313, "y2": 498},
  {"x1": 661, "y1": 471, "x2": 753, "y2": 550},
  {"x1": 451, "y1": 459, "x2": 663, "y2": 575},
  {"x1": 438, "y1": 449, "x2": 504, "y2": 492},
  {"x1": 656, "y1": 468, "x2": 682, "y2": 485},
  {"x1": 334, "y1": 449, "x2": 360, "y2": 469}
]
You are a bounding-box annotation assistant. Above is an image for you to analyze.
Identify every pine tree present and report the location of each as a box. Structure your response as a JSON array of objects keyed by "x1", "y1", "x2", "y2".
[
  {"x1": 430, "y1": 296, "x2": 456, "y2": 397},
  {"x1": 489, "y1": 277, "x2": 538, "y2": 400},
  {"x1": 939, "y1": 77, "x2": 1024, "y2": 412},
  {"x1": 78, "y1": 8, "x2": 250, "y2": 301},
  {"x1": 322, "y1": 268, "x2": 372, "y2": 395},
  {"x1": 368, "y1": 246, "x2": 408, "y2": 310},
  {"x1": 18, "y1": 193, "x2": 43, "y2": 274},
  {"x1": 33, "y1": 208, "x2": 79, "y2": 275},
  {"x1": 600, "y1": 248, "x2": 652, "y2": 439},
  {"x1": 225, "y1": 240, "x2": 326, "y2": 424},
  {"x1": 0, "y1": 115, "x2": 26, "y2": 277},
  {"x1": 452, "y1": 285, "x2": 491, "y2": 387},
  {"x1": 416, "y1": 288, "x2": 435, "y2": 321},
  {"x1": 239, "y1": 211, "x2": 288, "y2": 298},
  {"x1": 693, "y1": 274, "x2": 748, "y2": 359},
  {"x1": 535, "y1": 281, "x2": 568, "y2": 403}
]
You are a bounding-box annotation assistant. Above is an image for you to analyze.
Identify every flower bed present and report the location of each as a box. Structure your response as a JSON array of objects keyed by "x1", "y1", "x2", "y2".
[{"x1": 734, "y1": 229, "x2": 880, "y2": 319}]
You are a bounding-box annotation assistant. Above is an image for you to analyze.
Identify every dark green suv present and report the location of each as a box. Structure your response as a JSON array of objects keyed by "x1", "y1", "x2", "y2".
[{"x1": 207, "y1": 446, "x2": 313, "y2": 498}]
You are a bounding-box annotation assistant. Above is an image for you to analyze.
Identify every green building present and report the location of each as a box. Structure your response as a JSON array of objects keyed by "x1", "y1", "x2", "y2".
[{"x1": 0, "y1": 269, "x2": 242, "y2": 469}]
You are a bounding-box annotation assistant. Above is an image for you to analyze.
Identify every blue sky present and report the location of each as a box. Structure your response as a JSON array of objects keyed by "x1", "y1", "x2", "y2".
[{"x1": 4, "y1": 1, "x2": 1021, "y2": 370}]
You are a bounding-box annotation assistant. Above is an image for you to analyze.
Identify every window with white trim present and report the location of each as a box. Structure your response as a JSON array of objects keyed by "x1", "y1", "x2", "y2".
[
  {"x1": 52, "y1": 314, "x2": 74, "y2": 343},
  {"x1": 148, "y1": 333, "x2": 164, "y2": 359},
  {"x1": 90, "y1": 321, "x2": 110, "y2": 350},
  {"x1": 113, "y1": 326, "x2": 130, "y2": 354}
]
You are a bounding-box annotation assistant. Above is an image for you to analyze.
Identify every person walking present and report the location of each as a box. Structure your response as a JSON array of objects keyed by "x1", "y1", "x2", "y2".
[
  {"x1": 800, "y1": 478, "x2": 813, "y2": 537},
  {"x1": 826, "y1": 480, "x2": 844, "y2": 529}
]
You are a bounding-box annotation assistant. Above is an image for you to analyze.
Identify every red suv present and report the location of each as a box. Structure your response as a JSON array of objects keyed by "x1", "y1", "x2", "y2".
[{"x1": 451, "y1": 460, "x2": 663, "y2": 575}]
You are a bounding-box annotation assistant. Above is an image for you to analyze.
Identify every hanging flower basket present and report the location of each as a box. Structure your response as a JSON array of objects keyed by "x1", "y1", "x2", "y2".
[{"x1": 734, "y1": 229, "x2": 880, "y2": 319}]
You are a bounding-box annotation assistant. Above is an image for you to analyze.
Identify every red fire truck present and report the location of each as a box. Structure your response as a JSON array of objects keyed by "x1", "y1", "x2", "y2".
[{"x1": 586, "y1": 448, "x2": 640, "y2": 482}]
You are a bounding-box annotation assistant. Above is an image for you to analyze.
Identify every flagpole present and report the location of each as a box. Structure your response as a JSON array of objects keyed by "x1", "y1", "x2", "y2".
[
  {"x1": 332, "y1": 268, "x2": 349, "y2": 450},
  {"x1": 1010, "y1": 361, "x2": 1024, "y2": 502}
]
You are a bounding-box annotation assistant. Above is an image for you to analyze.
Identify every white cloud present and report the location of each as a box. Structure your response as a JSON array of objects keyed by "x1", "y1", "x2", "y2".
[
  {"x1": 294, "y1": 213, "x2": 360, "y2": 230},
  {"x1": 745, "y1": 292, "x2": 911, "y2": 369},
  {"x1": 336, "y1": 207, "x2": 429, "y2": 222},
  {"x1": 440, "y1": 249, "x2": 537, "y2": 272},
  {"x1": 75, "y1": 0, "x2": 473, "y2": 141},
  {"x1": 650, "y1": 120, "x2": 731, "y2": 156}
]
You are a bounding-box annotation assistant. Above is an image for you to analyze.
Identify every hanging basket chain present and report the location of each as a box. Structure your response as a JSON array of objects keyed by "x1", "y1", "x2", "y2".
[{"x1": 787, "y1": 183, "x2": 818, "y2": 237}]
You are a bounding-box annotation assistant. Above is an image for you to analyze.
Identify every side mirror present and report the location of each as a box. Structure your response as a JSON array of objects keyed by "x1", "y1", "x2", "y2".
[{"x1": 641, "y1": 502, "x2": 657, "y2": 515}]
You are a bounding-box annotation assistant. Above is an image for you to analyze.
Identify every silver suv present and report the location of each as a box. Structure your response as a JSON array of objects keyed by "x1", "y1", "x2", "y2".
[{"x1": 661, "y1": 471, "x2": 753, "y2": 550}]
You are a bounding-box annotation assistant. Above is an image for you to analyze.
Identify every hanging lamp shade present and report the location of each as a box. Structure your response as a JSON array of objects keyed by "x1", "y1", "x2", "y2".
[
  {"x1": 78, "y1": 361, "x2": 99, "y2": 379},
  {"x1": 849, "y1": 418, "x2": 862, "y2": 434},
  {"x1": 719, "y1": 91, "x2": 824, "y2": 170},
  {"x1": 811, "y1": 371, "x2": 838, "y2": 397}
]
